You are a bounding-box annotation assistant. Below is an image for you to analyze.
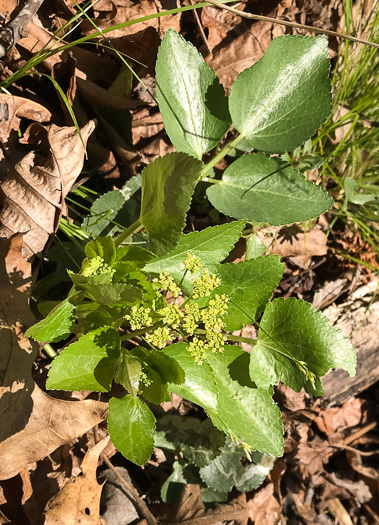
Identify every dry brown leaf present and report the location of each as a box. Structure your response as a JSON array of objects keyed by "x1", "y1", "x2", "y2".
[
  {"x1": 0, "y1": 120, "x2": 95, "y2": 259},
  {"x1": 248, "y1": 482, "x2": 282, "y2": 525},
  {"x1": 0, "y1": 235, "x2": 108, "y2": 481},
  {"x1": 44, "y1": 437, "x2": 110, "y2": 525},
  {"x1": 0, "y1": 383, "x2": 108, "y2": 481},
  {"x1": 0, "y1": 235, "x2": 37, "y2": 443},
  {"x1": 271, "y1": 227, "x2": 328, "y2": 258},
  {"x1": 201, "y1": 5, "x2": 244, "y2": 51},
  {"x1": 161, "y1": 484, "x2": 249, "y2": 524},
  {"x1": 207, "y1": 21, "x2": 282, "y2": 91},
  {"x1": 313, "y1": 398, "x2": 365, "y2": 437},
  {"x1": 0, "y1": 94, "x2": 51, "y2": 145},
  {"x1": 80, "y1": 0, "x2": 181, "y2": 39}
]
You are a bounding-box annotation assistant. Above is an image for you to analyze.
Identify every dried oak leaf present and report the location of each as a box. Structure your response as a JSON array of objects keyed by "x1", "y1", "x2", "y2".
[
  {"x1": 0, "y1": 120, "x2": 95, "y2": 259},
  {"x1": 161, "y1": 484, "x2": 249, "y2": 525},
  {"x1": 0, "y1": 235, "x2": 108, "y2": 481},
  {"x1": 44, "y1": 437, "x2": 110, "y2": 525}
]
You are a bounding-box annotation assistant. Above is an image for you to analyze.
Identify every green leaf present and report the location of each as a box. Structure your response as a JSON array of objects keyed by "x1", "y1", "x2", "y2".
[
  {"x1": 46, "y1": 326, "x2": 121, "y2": 392},
  {"x1": 199, "y1": 447, "x2": 271, "y2": 494},
  {"x1": 162, "y1": 343, "x2": 218, "y2": 412},
  {"x1": 115, "y1": 245, "x2": 155, "y2": 267},
  {"x1": 156, "y1": 28, "x2": 230, "y2": 158},
  {"x1": 108, "y1": 395, "x2": 156, "y2": 465},
  {"x1": 81, "y1": 283, "x2": 142, "y2": 305},
  {"x1": 161, "y1": 461, "x2": 187, "y2": 504},
  {"x1": 140, "y1": 152, "x2": 203, "y2": 256},
  {"x1": 246, "y1": 234, "x2": 266, "y2": 260},
  {"x1": 143, "y1": 221, "x2": 246, "y2": 291},
  {"x1": 216, "y1": 256, "x2": 284, "y2": 330},
  {"x1": 131, "y1": 347, "x2": 185, "y2": 404},
  {"x1": 229, "y1": 35, "x2": 332, "y2": 152},
  {"x1": 82, "y1": 190, "x2": 126, "y2": 237},
  {"x1": 25, "y1": 299, "x2": 76, "y2": 343},
  {"x1": 206, "y1": 346, "x2": 284, "y2": 457},
  {"x1": 114, "y1": 354, "x2": 142, "y2": 396},
  {"x1": 75, "y1": 302, "x2": 125, "y2": 333},
  {"x1": 207, "y1": 154, "x2": 333, "y2": 225},
  {"x1": 156, "y1": 415, "x2": 225, "y2": 468},
  {"x1": 85, "y1": 236, "x2": 116, "y2": 265},
  {"x1": 250, "y1": 298, "x2": 357, "y2": 394}
]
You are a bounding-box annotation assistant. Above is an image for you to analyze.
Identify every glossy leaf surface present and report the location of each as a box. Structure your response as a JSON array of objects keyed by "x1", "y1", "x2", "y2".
[
  {"x1": 156, "y1": 29, "x2": 230, "y2": 158},
  {"x1": 207, "y1": 154, "x2": 333, "y2": 225},
  {"x1": 46, "y1": 326, "x2": 120, "y2": 392},
  {"x1": 229, "y1": 35, "x2": 332, "y2": 152},
  {"x1": 108, "y1": 395, "x2": 156, "y2": 465},
  {"x1": 250, "y1": 298, "x2": 357, "y2": 394}
]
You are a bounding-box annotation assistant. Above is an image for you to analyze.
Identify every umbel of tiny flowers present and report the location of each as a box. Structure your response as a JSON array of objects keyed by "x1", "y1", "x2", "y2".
[
  {"x1": 81, "y1": 255, "x2": 115, "y2": 277},
  {"x1": 126, "y1": 253, "x2": 230, "y2": 364}
]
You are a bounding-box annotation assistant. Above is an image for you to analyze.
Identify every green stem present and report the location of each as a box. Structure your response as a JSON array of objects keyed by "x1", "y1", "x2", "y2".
[
  {"x1": 194, "y1": 328, "x2": 257, "y2": 345},
  {"x1": 43, "y1": 344, "x2": 57, "y2": 358},
  {"x1": 114, "y1": 219, "x2": 142, "y2": 246},
  {"x1": 201, "y1": 133, "x2": 244, "y2": 177},
  {"x1": 120, "y1": 321, "x2": 163, "y2": 342}
]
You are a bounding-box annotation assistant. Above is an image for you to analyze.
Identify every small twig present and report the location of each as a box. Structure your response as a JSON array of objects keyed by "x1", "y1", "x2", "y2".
[
  {"x1": 0, "y1": 0, "x2": 45, "y2": 58},
  {"x1": 330, "y1": 443, "x2": 379, "y2": 457},
  {"x1": 189, "y1": 0, "x2": 211, "y2": 54},
  {"x1": 202, "y1": 0, "x2": 379, "y2": 49},
  {"x1": 101, "y1": 454, "x2": 158, "y2": 525}
]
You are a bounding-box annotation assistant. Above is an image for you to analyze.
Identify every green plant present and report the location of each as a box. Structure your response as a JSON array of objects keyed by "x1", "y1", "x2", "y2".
[
  {"x1": 26, "y1": 30, "x2": 356, "y2": 466},
  {"x1": 155, "y1": 414, "x2": 275, "y2": 504}
]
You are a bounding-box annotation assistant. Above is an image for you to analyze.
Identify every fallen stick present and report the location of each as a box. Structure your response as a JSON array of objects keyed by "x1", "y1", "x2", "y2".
[{"x1": 0, "y1": 0, "x2": 45, "y2": 58}]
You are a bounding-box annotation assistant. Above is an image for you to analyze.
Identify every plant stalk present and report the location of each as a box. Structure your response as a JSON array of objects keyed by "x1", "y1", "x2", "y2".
[{"x1": 114, "y1": 219, "x2": 142, "y2": 246}]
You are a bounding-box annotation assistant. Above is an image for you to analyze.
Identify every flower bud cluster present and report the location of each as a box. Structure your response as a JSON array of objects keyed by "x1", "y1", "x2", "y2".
[
  {"x1": 184, "y1": 251, "x2": 203, "y2": 274},
  {"x1": 125, "y1": 306, "x2": 153, "y2": 331},
  {"x1": 192, "y1": 269, "x2": 221, "y2": 299},
  {"x1": 153, "y1": 271, "x2": 181, "y2": 298},
  {"x1": 145, "y1": 326, "x2": 173, "y2": 349},
  {"x1": 127, "y1": 253, "x2": 229, "y2": 364},
  {"x1": 81, "y1": 256, "x2": 115, "y2": 278}
]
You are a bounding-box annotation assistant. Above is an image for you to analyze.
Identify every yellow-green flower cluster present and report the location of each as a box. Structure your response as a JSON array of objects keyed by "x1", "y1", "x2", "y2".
[
  {"x1": 192, "y1": 269, "x2": 220, "y2": 299},
  {"x1": 81, "y1": 256, "x2": 115, "y2": 278},
  {"x1": 159, "y1": 304, "x2": 183, "y2": 329},
  {"x1": 183, "y1": 302, "x2": 200, "y2": 335},
  {"x1": 125, "y1": 306, "x2": 152, "y2": 331},
  {"x1": 184, "y1": 251, "x2": 203, "y2": 274},
  {"x1": 153, "y1": 271, "x2": 181, "y2": 298},
  {"x1": 145, "y1": 326, "x2": 173, "y2": 349},
  {"x1": 187, "y1": 337, "x2": 207, "y2": 364}
]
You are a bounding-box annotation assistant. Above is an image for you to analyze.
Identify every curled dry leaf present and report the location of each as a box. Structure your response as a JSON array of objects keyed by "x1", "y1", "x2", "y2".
[
  {"x1": 0, "y1": 235, "x2": 108, "y2": 481},
  {"x1": 44, "y1": 437, "x2": 110, "y2": 525},
  {"x1": 0, "y1": 94, "x2": 51, "y2": 145},
  {"x1": 0, "y1": 120, "x2": 95, "y2": 259}
]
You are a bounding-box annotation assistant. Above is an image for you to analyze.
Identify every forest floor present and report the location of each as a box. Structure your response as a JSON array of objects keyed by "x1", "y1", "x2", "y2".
[{"x1": 0, "y1": 0, "x2": 378, "y2": 524}]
